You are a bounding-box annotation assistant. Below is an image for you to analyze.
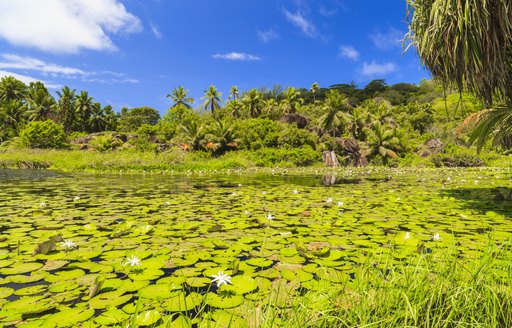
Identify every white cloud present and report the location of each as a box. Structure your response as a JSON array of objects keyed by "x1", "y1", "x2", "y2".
[
  {"x1": 319, "y1": 6, "x2": 337, "y2": 17},
  {"x1": 212, "y1": 52, "x2": 261, "y2": 61},
  {"x1": 283, "y1": 10, "x2": 317, "y2": 38},
  {"x1": 257, "y1": 29, "x2": 279, "y2": 43},
  {"x1": 338, "y1": 45, "x2": 359, "y2": 60},
  {"x1": 360, "y1": 61, "x2": 397, "y2": 76},
  {"x1": 0, "y1": 0, "x2": 142, "y2": 53},
  {"x1": 0, "y1": 53, "x2": 138, "y2": 84},
  {"x1": 370, "y1": 27, "x2": 404, "y2": 51},
  {"x1": 150, "y1": 23, "x2": 163, "y2": 39},
  {"x1": 0, "y1": 70, "x2": 61, "y2": 89},
  {"x1": 0, "y1": 54, "x2": 87, "y2": 76}
]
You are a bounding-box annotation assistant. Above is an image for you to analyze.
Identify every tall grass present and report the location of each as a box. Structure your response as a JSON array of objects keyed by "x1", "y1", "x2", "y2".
[{"x1": 125, "y1": 241, "x2": 512, "y2": 327}]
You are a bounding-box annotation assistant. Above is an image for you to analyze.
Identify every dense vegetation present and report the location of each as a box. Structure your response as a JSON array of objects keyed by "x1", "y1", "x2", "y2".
[{"x1": 1, "y1": 75, "x2": 508, "y2": 170}]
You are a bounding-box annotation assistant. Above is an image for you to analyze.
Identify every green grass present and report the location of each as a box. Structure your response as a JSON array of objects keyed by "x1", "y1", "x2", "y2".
[{"x1": 128, "y1": 240, "x2": 512, "y2": 328}]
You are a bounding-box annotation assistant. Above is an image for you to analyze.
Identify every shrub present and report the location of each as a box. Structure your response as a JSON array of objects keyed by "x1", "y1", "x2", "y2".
[
  {"x1": 234, "y1": 118, "x2": 281, "y2": 150},
  {"x1": 278, "y1": 124, "x2": 317, "y2": 149},
  {"x1": 89, "y1": 135, "x2": 122, "y2": 152},
  {"x1": 432, "y1": 147, "x2": 485, "y2": 167},
  {"x1": 251, "y1": 146, "x2": 319, "y2": 167},
  {"x1": 19, "y1": 120, "x2": 68, "y2": 149}
]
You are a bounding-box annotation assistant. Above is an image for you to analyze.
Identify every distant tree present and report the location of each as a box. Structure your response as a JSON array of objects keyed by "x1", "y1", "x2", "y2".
[
  {"x1": 229, "y1": 86, "x2": 239, "y2": 101},
  {"x1": 310, "y1": 82, "x2": 320, "y2": 102},
  {"x1": 243, "y1": 89, "x2": 264, "y2": 118},
  {"x1": 201, "y1": 85, "x2": 222, "y2": 114},
  {"x1": 281, "y1": 87, "x2": 303, "y2": 114},
  {"x1": 0, "y1": 76, "x2": 27, "y2": 103},
  {"x1": 319, "y1": 90, "x2": 351, "y2": 138},
  {"x1": 25, "y1": 82, "x2": 56, "y2": 121},
  {"x1": 0, "y1": 99, "x2": 25, "y2": 141},
  {"x1": 54, "y1": 86, "x2": 76, "y2": 133},
  {"x1": 179, "y1": 120, "x2": 207, "y2": 151},
  {"x1": 207, "y1": 119, "x2": 240, "y2": 155},
  {"x1": 74, "y1": 91, "x2": 94, "y2": 131},
  {"x1": 363, "y1": 79, "x2": 388, "y2": 97},
  {"x1": 119, "y1": 106, "x2": 160, "y2": 132},
  {"x1": 167, "y1": 86, "x2": 194, "y2": 109}
]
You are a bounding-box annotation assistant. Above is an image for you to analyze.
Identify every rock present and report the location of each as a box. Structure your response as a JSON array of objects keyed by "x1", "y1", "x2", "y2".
[
  {"x1": 322, "y1": 151, "x2": 339, "y2": 167},
  {"x1": 418, "y1": 138, "x2": 444, "y2": 157},
  {"x1": 279, "y1": 113, "x2": 309, "y2": 129},
  {"x1": 337, "y1": 138, "x2": 368, "y2": 167}
]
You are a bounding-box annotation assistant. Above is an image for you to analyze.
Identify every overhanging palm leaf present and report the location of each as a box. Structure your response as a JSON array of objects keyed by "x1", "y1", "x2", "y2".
[{"x1": 461, "y1": 107, "x2": 512, "y2": 150}]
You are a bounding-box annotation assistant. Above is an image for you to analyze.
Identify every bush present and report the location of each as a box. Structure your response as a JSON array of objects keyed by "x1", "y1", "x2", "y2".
[
  {"x1": 278, "y1": 124, "x2": 317, "y2": 149},
  {"x1": 234, "y1": 119, "x2": 281, "y2": 150},
  {"x1": 432, "y1": 147, "x2": 485, "y2": 167},
  {"x1": 19, "y1": 120, "x2": 68, "y2": 149},
  {"x1": 89, "y1": 134, "x2": 122, "y2": 152},
  {"x1": 251, "y1": 146, "x2": 319, "y2": 167}
]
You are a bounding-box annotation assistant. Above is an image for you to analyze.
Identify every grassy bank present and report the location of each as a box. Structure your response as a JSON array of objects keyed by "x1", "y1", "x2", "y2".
[{"x1": 0, "y1": 148, "x2": 510, "y2": 173}]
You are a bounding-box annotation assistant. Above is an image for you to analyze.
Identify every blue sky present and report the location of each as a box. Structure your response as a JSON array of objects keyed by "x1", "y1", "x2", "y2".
[{"x1": 0, "y1": 0, "x2": 429, "y2": 114}]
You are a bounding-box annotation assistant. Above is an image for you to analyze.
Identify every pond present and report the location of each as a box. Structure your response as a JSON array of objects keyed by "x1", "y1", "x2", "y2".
[{"x1": 0, "y1": 167, "x2": 511, "y2": 327}]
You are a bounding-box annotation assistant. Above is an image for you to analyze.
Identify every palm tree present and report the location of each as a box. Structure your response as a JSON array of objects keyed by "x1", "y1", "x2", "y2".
[
  {"x1": 179, "y1": 120, "x2": 207, "y2": 151},
  {"x1": 319, "y1": 90, "x2": 351, "y2": 138},
  {"x1": 74, "y1": 91, "x2": 94, "y2": 131},
  {"x1": 25, "y1": 82, "x2": 56, "y2": 121},
  {"x1": 346, "y1": 105, "x2": 370, "y2": 141},
  {"x1": 167, "y1": 86, "x2": 194, "y2": 109},
  {"x1": 365, "y1": 121, "x2": 401, "y2": 164},
  {"x1": 0, "y1": 76, "x2": 27, "y2": 103},
  {"x1": 406, "y1": 0, "x2": 512, "y2": 150},
  {"x1": 310, "y1": 82, "x2": 320, "y2": 102},
  {"x1": 242, "y1": 89, "x2": 263, "y2": 118},
  {"x1": 89, "y1": 102, "x2": 106, "y2": 132},
  {"x1": 201, "y1": 85, "x2": 222, "y2": 114},
  {"x1": 229, "y1": 86, "x2": 239, "y2": 101},
  {"x1": 281, "y1": 87, "x2": 303, "y2": 114},
  {"x1": 207, "y1": 119, "x2": 240, "y2": 155},
  {"x1": 225, "y1": 99, "x2": 243, "y2": 118},
  {"x1": 54, "y1": 86, "x2": 76, "y2": 133}
]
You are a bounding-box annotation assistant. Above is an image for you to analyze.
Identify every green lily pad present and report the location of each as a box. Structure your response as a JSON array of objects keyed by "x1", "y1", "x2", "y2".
[
  {"x1": 246, "y1": 258, "x2": 273, "y2": 268},
  {"x1": 206, "y1": 292, "x2": 244, "y2": 309},
  {"x1": 166, "y1": 291, "x2": 202, "y2": 312},
  {"x1": 222, "y1": 275, "x2": 258, "y2": 295},
  {"x1": 0, "y1": 286, "x2": 14, "y2": 299},
  {"x1": 89, "y1": 291, "x2": 132, "y2": 309},
  {"x1": 46, "y1": 307, "x2": 94, "y2": 327},
  {"x1": 136, "y1": 310, "x2": 162, "y2": 326},
  {"x1": 94, "y1": 308, "x2": 129, "y2": 325},
  {"x1": 0, "y1": 262, "x2": 43, "y2": 275},
  {"x1": 139, "y1": 284, "x2": 174, "y2": 299}
]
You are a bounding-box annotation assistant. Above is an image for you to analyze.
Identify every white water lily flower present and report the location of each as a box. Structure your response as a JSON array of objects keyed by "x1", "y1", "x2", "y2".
[
  {"x1": 404, "y1": 232, "x2": 411, "y2": 240},
  {"x1": 337, "y1": 201, "x2": 344, "y2": 207},
  {"x1": 266, "y1": 213, "x2": 275, "y2": 220},
  {"x1": 433, "y1": 233, "x2": 441, "y2": 241},
  {"x1": 73, "y1": 196, "x2": 81, "y2": 201},
  {"x1": 326, "y1": 198, "x2": 333, "y2": 204},
  {"x1": 211, "y1": 271, "x2": 232, "y2": 287},
  {"x1": 164, "y1": 201, "x2": 171, "y2": 205},
  {"x1": 238, "y1": 184, "x2": 242, "y2": 187},
  {"x1": 293, "y1": 189, "x2": 299, "y2": 194},
  {"x1": 39, "y1": 201, "x2": 47, "y2": 207},
  {"x1": 123, "y1": 255, "x2": 142, "y2": 268},
  {"x1": 61, "y1": 240, "x2": 77, "y2": 250},
  {"x1": 244, "y1": 210, "x2": 250, "y2": 215}
]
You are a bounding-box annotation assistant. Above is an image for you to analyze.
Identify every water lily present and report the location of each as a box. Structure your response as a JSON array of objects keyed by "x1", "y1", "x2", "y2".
[
  {"x1": 39, "y1": 201, "x2": 47, "y2": 207},
  {"x1": 404, "y1": 232, "x2": 411, "y2": 240},
  {"x1": 140, "y1": 224, "x2": 152, "y2": 234},
  {"x1": 266, "y1": 213, "x2": 275, "y2": 220},
  {"x1": 293, "y1": 189, "x2": 299, "y2": 194},
  {"x1": 244, "y1": 210, "x2": 250, "y2": 215},
  {"x1": 164, "y1": 201, "x2": 171, "y2": 205},
  {"x1": 326, "y1": 198, "x2": 333, "y2": 204},
  {"x1": 211, "y1": 271, "x2": 232, "y2": 287},
  {"x1": 73, "y1": 196, "x2": 81, "y2": 201},
  {"x1": 238, "y1": 184, "x2": 242, "y2": 187},
  {"x1": 337, "y1": 201, "x2": 344, "y2": 207},
  {"x1": 433, "y1": 233, "x2": 441, "y2": 241},
  {"x1": 123, "y1": 255, "x2": 142, "y2": 268},
  {"x1": 60, "y1": 240, "x2": 77, "y2": 250}
]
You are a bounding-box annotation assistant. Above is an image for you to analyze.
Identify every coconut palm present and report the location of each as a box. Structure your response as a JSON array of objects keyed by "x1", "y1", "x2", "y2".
[
  {"x1": 365, "y1": 121, "x2": 401, "y2": 164},
  {"x1": 207, "y1": 119, "x2": 240, "y2": 154},
  {"x1": 319, "y1": 90, "x2": 351, "y2": 138},
  {"x1": 406, "y1": 0, "x2": 512, "y2": 150},
  {"x1": 225, "y1": 99, "x2": 243, "y2": 118},
  {"x1": 0, "y1": 76, "x2": 27, "y2": 103},
  {"x1": 25, "y1": 82, "x2": 55, "y2": 121},
  {"x1": 54, "y1": 86, "x2": 76, "y2": 133},
  {"x1": 310, "y1": 82, "x2": 320, "y2": 102},
  {"x1": 167, "y1": 86, "x2": 194, "y2": 109},
  {"x1": 75, "y1": 91, "x2": 94, "y2": 131},
  {"x1": 346, "y1": 105, "x2": 371, "y2": 141},
  {"x1": 201, "y1": 85, "x2": 222, "y2": 114},
  {"x1": 229, "y1": 86, "x2": 239, "y2": 101},
  {"x1": 281, "y1": 87, "x2": 303, "y2": 114},
  {"x1": 242, "y1": 89, "x2": 263, "y2": 118},
  {"x1": 179, "y1": 120, "x2": 207, "y2": 151}
]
